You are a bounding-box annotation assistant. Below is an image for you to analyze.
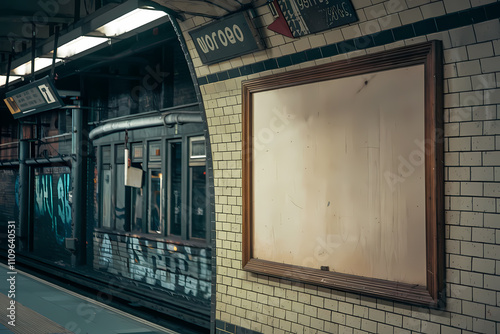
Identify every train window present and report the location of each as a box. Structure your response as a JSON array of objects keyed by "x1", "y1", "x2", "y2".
[
  {"x1": 190, "y1": 136, "x2": 206, "y2": 159},
  {"x1": 148, "y1": 169, "x2": 162, "y2": 234},
  {"x1": 149, "y1": 141, "x2": 161, "y2": 161},
  {"x1": 115, "y1": 163, "x2": 127, "y2": 231},
  {"x1": 101, "y1": 165, "x2": 112, "y2": 229},
  {"x1": 116, "y1": 144, "x2": 125, "y2": 163},
  {"x1": 130, "y1": 142, "x2": 144, "y2": 232},
  {"x1": 190, "y1": 165, "x2": 206, "y2": 239},
  {"x1": 102, "y1": 146, "x2": 111, "y2": 164},
  {"x1": 101, "y1": 145, "x2": 112, "y2": 228},
  {"x1": 132, "y1": 143, "x2": 143, "y2": 161},
  {"x1": 131, "y1": 187, "x2": 143, "y2": 232},
  {"x1": 189, "y1": 136, "x2": 207, "y2": 240},
  {"x1": 115, "y1": 145, "x2": 127, "y2": 231},
  {"x1": 97, "y1": 136, "x2": 208, "y2": 242},
  {"x1": 169, "y1": 142, "x2": 182, "y2": 236}
]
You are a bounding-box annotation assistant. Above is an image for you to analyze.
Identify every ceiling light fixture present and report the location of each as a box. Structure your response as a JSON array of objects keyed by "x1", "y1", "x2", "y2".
[
  {"x1": 94, "y1": 8, "x2": 168, "y2": 37},
  {"x1": 54, "y1": 36, "x2": 109, "y2": 58},
  {"x1": 0, "y1": 75, "x2": 22, "y2": 87},
  {"x1": 11, "y1": 58, "x2": 63, "y2": 76}
]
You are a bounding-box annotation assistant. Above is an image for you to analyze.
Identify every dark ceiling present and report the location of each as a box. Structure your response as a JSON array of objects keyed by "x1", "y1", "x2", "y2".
[{"x1": 0, "y1": 0, "x2": 261, "y2": 79}]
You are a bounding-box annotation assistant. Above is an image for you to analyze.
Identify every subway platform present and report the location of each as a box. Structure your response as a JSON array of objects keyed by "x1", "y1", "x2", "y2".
[{"x1": 0, "y1": 263, "x2": 191, "y2": 334}]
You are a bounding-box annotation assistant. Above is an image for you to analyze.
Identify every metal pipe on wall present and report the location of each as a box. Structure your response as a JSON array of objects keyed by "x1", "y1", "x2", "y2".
[
  {"x1": 25, "y1": 156, "x2": 72, "y2": 165},
  {"x1": 88, "y1": 113, "x2": 203, "y2": 141},
  {"x1": 89, "y1": 115, "x2": 164, "y2": 140},
  {"x1": 0, "y1": 161, "x2": 19, "y2": 167},
  {"x1": 163, "y1": 113, "x2": 203, "y2": 126}
]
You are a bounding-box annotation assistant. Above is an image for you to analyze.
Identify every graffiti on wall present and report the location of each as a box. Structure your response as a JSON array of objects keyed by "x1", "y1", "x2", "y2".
[
  {"x1": 34, "y1": 167, "x2": 72, "y2": 264},
  {"x1": 96, "y1": 233, "x2": 211, "y2": 302},
  {"x1": 0, "y1": 170, "x2": 19, "y2": 227}
]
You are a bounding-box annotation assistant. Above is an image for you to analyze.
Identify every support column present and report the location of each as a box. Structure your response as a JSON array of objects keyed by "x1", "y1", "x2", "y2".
[
  {"x1": 18, "y1": 137, "x2": 30, "y2": 252},
  {"x1": 71, "y1": 107, "x2": 86, "y2": 266}
]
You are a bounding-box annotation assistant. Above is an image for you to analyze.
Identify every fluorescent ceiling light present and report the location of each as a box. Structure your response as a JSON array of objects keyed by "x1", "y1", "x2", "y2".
[
  {"x1": 95, "y1": 8, "x2": 167, "y2": 37},
  {"x1": 12, "y1": 58, "x2": 62, "y2": 76},
  {"x1": 0, "y1": 75, "x2": 21, "y2": 86},
  {"x1": 54, "y1": 36, "x2": 109, "y2": 58}
]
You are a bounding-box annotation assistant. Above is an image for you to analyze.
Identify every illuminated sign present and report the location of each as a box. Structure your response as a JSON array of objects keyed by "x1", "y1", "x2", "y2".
[
  {"x1": 189, "y1": 11, "x2": 265, "y2": 65},
  {"x1": 3, "y1": 76, "x2": 63, "y2": 119}
]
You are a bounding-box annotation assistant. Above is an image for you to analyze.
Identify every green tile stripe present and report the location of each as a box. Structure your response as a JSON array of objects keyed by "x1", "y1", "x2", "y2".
[{"x1": 197, "y1": 2, "x2": 500, "y2": 85}]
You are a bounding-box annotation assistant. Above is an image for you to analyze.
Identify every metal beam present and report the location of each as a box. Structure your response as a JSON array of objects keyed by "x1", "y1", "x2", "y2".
[
  {"x1": 0, "y1": 15, "x2": 74, "y2": 24},
  {"x1": 5, "y1": 51, "x2": 12, "y2": 90},
  {"x1": 0, "y1": 36, "x2": 46, "y2": 41},
  {"x1": 31, "y1": 22, "x2": 35, "y2": 81},
  {"x1": 50, "y1": 26, "x2": 59, "y2": 79},
  {"x1": 74, "y1": 0, "x2": 81, "y2": 22}
]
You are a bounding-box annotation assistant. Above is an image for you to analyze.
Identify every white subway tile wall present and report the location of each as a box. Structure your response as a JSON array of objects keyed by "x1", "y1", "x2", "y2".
[{"x1": 179, "y1": 0, "x2": 500, "y2": 333}]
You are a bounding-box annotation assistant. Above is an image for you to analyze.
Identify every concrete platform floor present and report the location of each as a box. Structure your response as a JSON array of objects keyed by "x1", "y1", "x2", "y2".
[{"x1": 0, "y1": 263, "x2": 182, "y2": 334}]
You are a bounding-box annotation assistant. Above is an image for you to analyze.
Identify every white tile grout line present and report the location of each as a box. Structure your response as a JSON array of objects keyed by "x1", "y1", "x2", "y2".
[{"x1": 0, "y1": 263, "x2": 181, "y2": 334}]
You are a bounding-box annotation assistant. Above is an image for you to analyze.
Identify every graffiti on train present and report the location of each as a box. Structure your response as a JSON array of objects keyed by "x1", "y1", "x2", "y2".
[
  {"x1": 97, "y1": 233, "x2": 211, "y2": 301},
  {"x1": 34, "y1": 168, "x2": 72, "y2": 246},
  {"x1": 0, "y1": 170, "x2": 19, "y2": 224}
]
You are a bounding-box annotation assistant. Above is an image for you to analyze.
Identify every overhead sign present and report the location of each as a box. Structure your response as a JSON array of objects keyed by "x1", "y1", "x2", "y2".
[
  {"x1": 276, "y1": 0, "x2": 358, "y2": 37},
  {"x1": 189, "y1": 11, "x2": 265, "y2": 65},
  {"x1": 4, "y1": 76, "x2": 63, "y2": 119}
]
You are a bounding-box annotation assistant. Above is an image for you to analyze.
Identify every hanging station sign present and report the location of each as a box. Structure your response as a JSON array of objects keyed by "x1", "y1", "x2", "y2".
[
  {"x1": 275, "y1": 0, "x2": 358, "y2": 37},
  {"x1": 189, "y1": 11, "x2": 265, "y2": 65},
  {"x1": 3, "y1": 76, "x2": 63, "y2": 119}
]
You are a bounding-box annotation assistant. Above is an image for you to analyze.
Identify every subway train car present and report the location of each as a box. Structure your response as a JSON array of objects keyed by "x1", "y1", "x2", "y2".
[{"x1": 0, "y1": 4, "x2": 213, "y2": 330}]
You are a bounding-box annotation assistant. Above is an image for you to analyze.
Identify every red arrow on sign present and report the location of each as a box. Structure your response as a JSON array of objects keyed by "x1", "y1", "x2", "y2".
[{"x1": 267, "y1": 0, "x2": 293, "y2": 38}]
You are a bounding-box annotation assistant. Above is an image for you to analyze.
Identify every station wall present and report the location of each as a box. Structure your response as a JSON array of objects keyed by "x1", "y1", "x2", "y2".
[{"x1": 178, "y1": 0, "x2": 500, "y2": 333}]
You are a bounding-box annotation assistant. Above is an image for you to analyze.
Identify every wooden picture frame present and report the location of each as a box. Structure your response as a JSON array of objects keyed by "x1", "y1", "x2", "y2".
[{"x1": 242, "y1": 41, "x2": 444, "y2": 306}]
